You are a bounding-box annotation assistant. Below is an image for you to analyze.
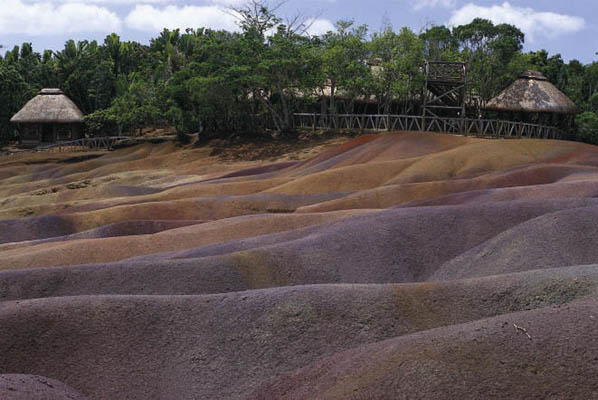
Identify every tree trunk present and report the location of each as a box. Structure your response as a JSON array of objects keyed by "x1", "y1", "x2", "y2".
[
  {"x1": 330, "y1": 82, "x2": 337, "y2": 130},
  {"x1": 261, "y1": 97, "x2": 283, "y2": 132},
  {"x1": 277, "y1": 83, "x2": 292, "y2": 133}
]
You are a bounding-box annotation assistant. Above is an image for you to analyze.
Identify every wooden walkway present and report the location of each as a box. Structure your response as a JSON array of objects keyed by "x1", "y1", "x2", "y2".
[
  {"x1": 35, "y1": 136, "x2": 132, "y2": 153},
  {"x1": 293, "y1": 114, "x2": 565, "y2": 140}
]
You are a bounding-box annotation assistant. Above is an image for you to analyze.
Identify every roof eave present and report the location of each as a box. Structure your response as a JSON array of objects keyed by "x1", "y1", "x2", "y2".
[
  {"x1": 483, "y1": 103, "x2": 578, "y2": 114},
  {"x1": 11, "y1": 118, "x2": 85, "y2": 124}
]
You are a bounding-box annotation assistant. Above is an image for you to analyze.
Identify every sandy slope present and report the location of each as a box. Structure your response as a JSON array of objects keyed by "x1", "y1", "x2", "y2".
[{"x1": 3, "y1": 131, "x2": 598, "y2": 399}]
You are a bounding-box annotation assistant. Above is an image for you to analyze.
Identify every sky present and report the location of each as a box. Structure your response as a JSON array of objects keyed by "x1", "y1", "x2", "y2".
[{"x1": 1, "y1": 0, "x2": 596, "y2": 63}]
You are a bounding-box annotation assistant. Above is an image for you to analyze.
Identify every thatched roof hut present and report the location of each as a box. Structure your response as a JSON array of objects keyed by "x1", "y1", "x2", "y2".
[
  {"x1": 484, "y1": 71, "x2": 577, "y2": 114},
  {"x1": 11, "y1": 89, "x2": 85, "y2": 147},
  {"x1": 11, "y1": 89, "x2": 84, "y2": 124}
]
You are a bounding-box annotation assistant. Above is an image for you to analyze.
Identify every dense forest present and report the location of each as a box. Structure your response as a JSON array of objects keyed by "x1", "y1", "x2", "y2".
[{"x1": 1, "y1": 2, "x2": 598, "y2": 144}]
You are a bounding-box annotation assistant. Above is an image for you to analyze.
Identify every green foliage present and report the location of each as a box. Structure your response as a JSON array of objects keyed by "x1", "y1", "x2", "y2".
[
  {"x1": 420, "y1": 25, "x2": 458, "y2": 61},
  {"x1": 1, "y1": 3, "x2": 598, "y2": 145},
  {"x1": 588, "y1": 93, "x2": 598, "y2": 114},
  {"x1": 453, "y1": 19, "x2": 525, "y2": 106},
  {"x1": 316, "y1": 20, "x2": 370, "y2": 115},
  {"x1": 0, "y1": 62, "x2": 30, "y2": 143},
  {"x1": 576, "y1": 112, "x2": 598, "y2": 144},
  {"x1": 84, "y1": 109, "x2": 118, "y2": 137},
  {"x1": 370, "y1": 27, "x2": 425, "y2": 113}
]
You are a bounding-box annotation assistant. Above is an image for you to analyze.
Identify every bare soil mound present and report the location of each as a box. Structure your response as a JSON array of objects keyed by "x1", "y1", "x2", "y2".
[
  {"x1": 0, "y1": 374, "x2": 88, "y2": 400},
  {"x1": 1, "y1": 267, "x2": 597, "y2": 399},
  {"x1": 252, "y1": 297, "x2": 598, "y2": 400},
  {"x1": 0, "y1": 210, "x2": 365, "y2": 269},
  {"x1": 0, "y1": 215, "x2": 76, "y2": 244},
  {"x1": 4, "y1": 132, "x2": 598, "y2": 399},
  {"x1": 0, "y1": 220, "x2": 203, "y2": 251},
  {"x1": 170, "y1": 199, "x2": 598, "y2": 284},
  {"x1": 434, "y1": 205, "x2": 598, "y2": 280}
]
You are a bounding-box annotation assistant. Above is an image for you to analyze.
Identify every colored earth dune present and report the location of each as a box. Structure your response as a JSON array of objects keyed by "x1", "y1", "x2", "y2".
[{"x1": 2, "y1": 131, "x2": 598, "y2": 399}]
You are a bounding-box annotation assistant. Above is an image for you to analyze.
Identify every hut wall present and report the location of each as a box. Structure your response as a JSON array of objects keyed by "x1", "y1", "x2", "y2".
[
  {"x1": 18, "y1": 124, "x2": 41, "y2": 147},
  {"x1": 56, "y1": 124, "x2": 72, "y2": 141},
  {"x1": 57, "y1": 123, "x2": 84, "y2": 141},
  {"x1": 40, "y1": 124, "x2": 55, "y2": 143},
  {"x1": 72, "y1": 123, "x2": 84, "y2": 140},
  {"x1": 20, "y1": 124, "x2": 39, "y2": 141},
  {"x1": 17, "y1": 122, "x2": 85, "y2": 147}
]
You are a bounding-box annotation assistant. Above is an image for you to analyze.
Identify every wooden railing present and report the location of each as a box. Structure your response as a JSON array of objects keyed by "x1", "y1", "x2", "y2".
[
  {"x1": 35, "y1": 136, "x2": 132, "y2": 152},
  {"x1": 293, "y1": 114, "x2": 566, "y2": 140}
]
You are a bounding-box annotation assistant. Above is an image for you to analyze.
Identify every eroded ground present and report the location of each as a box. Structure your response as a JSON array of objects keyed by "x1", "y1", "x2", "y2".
[{"x1": 2, "y1": 132, "x2": 598, "y2": 399}]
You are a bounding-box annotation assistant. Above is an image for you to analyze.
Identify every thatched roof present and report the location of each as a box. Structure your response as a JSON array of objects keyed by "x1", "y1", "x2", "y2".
[
  {"x1": 10, "y1": 89, "x2": 84, "y2": 124},
  {"x1": 484, "y1": 71, "x2": 577, "y2": 114}
]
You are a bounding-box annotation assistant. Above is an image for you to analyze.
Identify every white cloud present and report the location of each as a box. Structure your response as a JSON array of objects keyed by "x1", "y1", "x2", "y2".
[
  {"x1": 413, "y1": 0, "x2": 456, "y2": 10},
  {"x1": 449, "y1": 2, "x2": 585, "y2": 42},
  {"x1": 23, "y1": 0, "x2": 167, "y2": 3},
  {"x1": 0, "y1": 0, "x2": 121, "y2": 35},
  {"x1": 125, "y1": 4, "x2": 239, "y2": 32},
  {"x1": 90, "y1": 0, "x2": 166, "y2": 3},
  {"x1": 206, "y1": 0, "x2": 247, "y2": 6},
  {"x1": 304, "y1": 18, "x2": 335, "y2": 36}
]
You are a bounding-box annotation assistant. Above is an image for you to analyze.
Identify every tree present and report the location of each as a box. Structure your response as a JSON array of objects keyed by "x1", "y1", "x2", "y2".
[
  {"x1": 0, "y1": 62, "x2": 30, "y2": 143},
  {"x1": 55, "y1": 40, "x2": 112, "y2": 113},
  {"x1": 576, "y1": 112, "x2": 598, "y2": 144},
  {"x1": 252, "y1": 24, "x2": 318, "y2": 133},
  {"x1": 228, "y1": 0, "x2": 283, "y2": 39},
  {"x1": 316, "y1": 20, "x2": 370, "y2": 116},
  {"x1": 420, "y1": 25, "x2": 458, "y2": 61},
  {"x1": 453, "y1": 19, "x2": 525, "y2": 108},
  {"x1": 370, "y1": 27, "x2": 424, "y2": 114},
  {"x1": 2, "y1": 11, "x2": 598, "y2": 145}
]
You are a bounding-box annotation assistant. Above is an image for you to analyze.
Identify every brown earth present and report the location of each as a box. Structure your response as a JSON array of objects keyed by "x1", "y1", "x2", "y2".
[
  {"x1": 0, "y1": 374, "x2": 88, "y2": 400},
  {"x1": 2, "y1": 131, "x2": 598, "y2": 399}
]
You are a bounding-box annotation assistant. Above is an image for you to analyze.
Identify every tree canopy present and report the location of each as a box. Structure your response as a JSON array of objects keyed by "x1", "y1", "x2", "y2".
[{"x1": 1, "y1": 2, "x2": 597, "y2": 144}]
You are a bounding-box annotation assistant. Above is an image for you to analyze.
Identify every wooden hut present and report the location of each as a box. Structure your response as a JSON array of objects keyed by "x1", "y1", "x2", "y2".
[
  {"x1": 11, "y1": 88, "x2": 84, "y2": 147},
  {"x1": 484, "y1": 71, "x2": 577, "y2": 128}
]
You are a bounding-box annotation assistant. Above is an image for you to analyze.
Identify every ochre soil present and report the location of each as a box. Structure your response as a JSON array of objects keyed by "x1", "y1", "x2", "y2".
[{"x1": 2, "y1": 131, "x2": 598, "y2": 399}]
